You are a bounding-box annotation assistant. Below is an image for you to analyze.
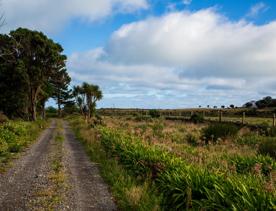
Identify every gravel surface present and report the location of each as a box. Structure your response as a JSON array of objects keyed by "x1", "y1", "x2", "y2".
[
  {"x1": 63, "y1": 121, "x2": 117, "y2": 211},
  {"x1": 0, "y1": 120, "x2": 117, "y2": 211},
  {"x1": 0, "y1": 120, "x2": 56, "y2": 210}
]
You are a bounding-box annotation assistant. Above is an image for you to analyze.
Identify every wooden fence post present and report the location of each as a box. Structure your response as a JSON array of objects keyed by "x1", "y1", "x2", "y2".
[
  {"x1": 242, "y1": 112, "x2": 245, "y2": 125},
  {"x1": 273, "y1": 113, "x2": 275, "y2": 127},
  {"x1": 219, "y1": 110, "x2": 222, "y2": 122}
]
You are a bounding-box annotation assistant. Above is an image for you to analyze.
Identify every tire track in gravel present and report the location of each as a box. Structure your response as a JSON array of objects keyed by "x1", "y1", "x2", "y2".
[
  {"x1": 63, "y1": 121, "x2": 117, "y2": 211},
  {"x1": 0, "y1": 120, "x2": 56, "y2": 210},
  {"x1": 0, "y1": 120, "x2": 117, "y2": 211}
]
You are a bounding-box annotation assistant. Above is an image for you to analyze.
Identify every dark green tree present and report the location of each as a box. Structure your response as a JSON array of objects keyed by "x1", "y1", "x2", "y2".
[
  {"x1": 9, "y1": 28, "x2": 67, "y2": 120},
  {"x1": 51, "y1": 69, "x2": 72, "y2": 117},
  {"x1": 0, "y1": 34, "x2": 29, "y2": 118}
]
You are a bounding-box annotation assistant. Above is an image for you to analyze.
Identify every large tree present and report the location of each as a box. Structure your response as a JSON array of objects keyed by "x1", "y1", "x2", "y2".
[
  {"x1": 9, "y1": 28, "x2": 67, "y2": 120},
  {"x1": 0, "y1": 34, "x2": 29, "y2": 118},
  {"x1": 51, "y1": 68, "x2": 72, "y2": 117},
  {"x1": 0, "y1": 28, "x2": 68, "y2": 120}
]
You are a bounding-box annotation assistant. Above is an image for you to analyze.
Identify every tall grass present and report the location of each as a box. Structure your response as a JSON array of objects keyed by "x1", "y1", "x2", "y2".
[
  {"x1": 68, "y1": 116, "x2": 161, "y2": 210},
  {"x1": 0, "y1": 120, "x2": 48, "y2": 168},
  {"x1": 99, "y1": 127, "x2": 275, "y2": 210}
]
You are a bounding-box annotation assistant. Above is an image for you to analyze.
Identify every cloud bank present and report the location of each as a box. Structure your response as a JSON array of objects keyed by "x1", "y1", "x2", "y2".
[
  {"x1": 68, "y1": 8, "x2": 276, "y2": 107},
  {"x1": 1, "y1": 0, "x2": 148, "y2": 33}
]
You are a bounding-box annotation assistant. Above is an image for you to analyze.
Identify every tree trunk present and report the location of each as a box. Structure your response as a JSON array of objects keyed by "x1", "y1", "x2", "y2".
[
  {"x1": 58, "y1": 91, "x2": 62, "y2": 117},
  {"x1": 31, "y1": 100, "x2": 37, "y2": 121},
  {"x1": 58, "y1": 102, "x2": 61, "y2": 117},
  {"x1": 29, "y1": 87, "x2": 39, "y2": 121},
  {"x1": 42, "y1": 101, "x2": 46, "y2": 119}
]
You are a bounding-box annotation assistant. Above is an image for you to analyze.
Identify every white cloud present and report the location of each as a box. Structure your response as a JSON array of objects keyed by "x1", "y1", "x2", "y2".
[
  {"x1": 183, "y1": 0, "x2": 192, "y2": 6},
  {"x1": 1, "y1": 0, "x2": 148, "y2": 33},
  {"x1": 246, "y1": 2, "x2": 268, "y2": 18},
  {"x1": 67, "y1": 8, "x2": 276, "y2": 107},
  {"x1": 107, "y1": 9, "x2": 276, "y2": 78}
]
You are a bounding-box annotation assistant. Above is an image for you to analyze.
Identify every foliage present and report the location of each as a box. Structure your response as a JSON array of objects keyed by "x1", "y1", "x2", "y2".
[
  {"x1": 73, "y1": 83, "x2": 103, "y2": 119},
  {"x1": 186, "y1": 133, "x2": 199, "y2": 146},
  {"x1": 258, "y1": 137, "x2": 276, "y2": 159},
  {"x1": 46, "y1": 106, "x2": 58, "y2": 117},
  {"x1": 149, "y1": 109, "x2": 161, "y2": 118},
  {"x1": 51, "y1": 69, "x2": 73, "y2": 117},
  {"x1": 0, "y1": 120, "x2": 47, "y2": 156},
  {"x1": 236, "y1": 134, "x2": 261, "y2": 146},
  {"x1": 0, "y1": 112, "x2": 8, "y2": 124},
  {"x1": 150, "y1": 121, "x2": 164, "y2": 138},
  {"x1": 98, "y1": 127, "x2": 275, "y2": 210},
  {"x1": 68, "y1": 116, "x2": 161, "y2": 210},
  {"x1": 190, "y1": 113, "x2": 204, "y2": 124},
  {"x1": 226, "y1": 154, "x2": 275, "y2": 176},
  {"x1": 202, "y1": 123, "x2": 239, "y2": 143},
  {"x1": 0, "y1": 28, "x2": 68, "y2": 120}
]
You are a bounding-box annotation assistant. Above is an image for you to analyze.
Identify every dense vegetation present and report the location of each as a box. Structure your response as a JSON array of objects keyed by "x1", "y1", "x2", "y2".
[
  {"x1": 0, "y1": 28, "x2": 103, "y2": 121},
  {"x1": 0, "y1": 116, "x2": 48, "y2": 170},
  {"x1": 68, "y1": 115, "x2": 276, "y2": 210},
  {"x1": 0, "y1": 28, "x2": 73, "y2": 120}
]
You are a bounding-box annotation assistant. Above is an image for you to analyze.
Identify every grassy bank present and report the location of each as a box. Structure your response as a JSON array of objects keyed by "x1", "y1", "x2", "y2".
[
  {"x1": 68, "y1": 116, "x2": 161, "y2": 211},
  {"x1": 0, "y1": 119, "x2": 48, "y2": 171}
]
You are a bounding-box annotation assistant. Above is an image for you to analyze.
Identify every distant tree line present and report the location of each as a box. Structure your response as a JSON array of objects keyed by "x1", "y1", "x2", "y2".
[{"x1": 244, "y1": 96, "x2": 276, "y2": 109}]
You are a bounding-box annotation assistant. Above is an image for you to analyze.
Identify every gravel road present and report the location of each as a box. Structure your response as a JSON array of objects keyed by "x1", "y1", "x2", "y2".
[{"x1": 0, "y1": 120, "x2": 117, "y2": 211}]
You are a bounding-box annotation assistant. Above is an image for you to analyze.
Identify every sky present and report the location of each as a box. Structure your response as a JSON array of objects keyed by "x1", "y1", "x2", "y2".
[{"x1": 1, "y1": 0, "x2": 276, "y2": 108}]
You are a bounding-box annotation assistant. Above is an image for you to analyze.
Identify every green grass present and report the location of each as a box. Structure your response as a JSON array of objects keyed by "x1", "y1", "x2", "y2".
[
  {"x1": 68, "y1": 116, "x2": 161, "y2": 211},
  {"x1": 0, "y1": 119, "x2": 48, "y2": 172},
  {"x1": 98, "y1": 126, "x2": 275, "y2": 210}
]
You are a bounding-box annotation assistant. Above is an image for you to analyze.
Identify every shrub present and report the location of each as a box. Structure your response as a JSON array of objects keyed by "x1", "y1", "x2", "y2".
[
  {"x1": 186, "y1": 133, "x2": 199, "y2": 146},
  {"x1": 258, "y1": 137, "x2": 276, "y2": 159},
  {"x1": 202, "y1": 123, "x2": 239, "y2": 143},
  {"x1": 0, "y1": 112, "x2": 8, "y2": 124},
  {"x1": 0, "y1": 137, "x2": 8, "y2": 155},
  {"x1": 266, "y1": 127, "x2": 276, "y2": 137},
  {"x1": 149, "y1": 110, "x2": 161, "y2": 118},
  {"x1": 190, "y1": 113, "x2": 204, "y2": 124},
  {"x1": 236, "y1": 134, "x2": 261, "y2": 146},
  {"x1": 227, "y1": 155, "x2": 275, "y2": 176},
  {"x1": 151, "y1": 122, "x2": 164, "y2": 138}
]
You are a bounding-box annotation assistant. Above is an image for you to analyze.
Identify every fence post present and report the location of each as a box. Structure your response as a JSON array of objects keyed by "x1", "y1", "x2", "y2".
[
  {"x1": 242, "y1": 112, "x2": 245, "y2": 125},
  {"x1": 273, "y1": 113, "x2": 276, "y2": 127},
  {"x1": 219, "y1": 110, "x2": 222, "y2": 122}
]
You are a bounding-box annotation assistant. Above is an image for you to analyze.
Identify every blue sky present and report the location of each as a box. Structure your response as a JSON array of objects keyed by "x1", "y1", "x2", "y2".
[{"x1": 1, "y1": 0, "x2": 276, "y2": 108}]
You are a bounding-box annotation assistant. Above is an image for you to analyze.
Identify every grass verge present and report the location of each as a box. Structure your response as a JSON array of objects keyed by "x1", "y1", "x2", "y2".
[{"x1": 0, "y1": 119, "x2": 49, "y2": 172}]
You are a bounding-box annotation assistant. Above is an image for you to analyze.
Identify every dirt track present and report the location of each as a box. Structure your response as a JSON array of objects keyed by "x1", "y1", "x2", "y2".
[{"x1": 0, "y1": 120, "x2": 116, "y2": 211}]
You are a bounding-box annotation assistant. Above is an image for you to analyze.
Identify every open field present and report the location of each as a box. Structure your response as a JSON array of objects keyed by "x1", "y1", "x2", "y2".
[{"x1": 98, "y1": 108, "x2": 276, "y2": 127}]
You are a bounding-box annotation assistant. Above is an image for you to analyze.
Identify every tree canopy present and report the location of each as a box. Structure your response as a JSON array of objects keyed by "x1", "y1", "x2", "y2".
[
  {"x1": 0, "y1": 28, "x2": 103, "y2": 121},
  {"x1": 0, "y1": 28, "x2": 71, "y2": 120}
]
